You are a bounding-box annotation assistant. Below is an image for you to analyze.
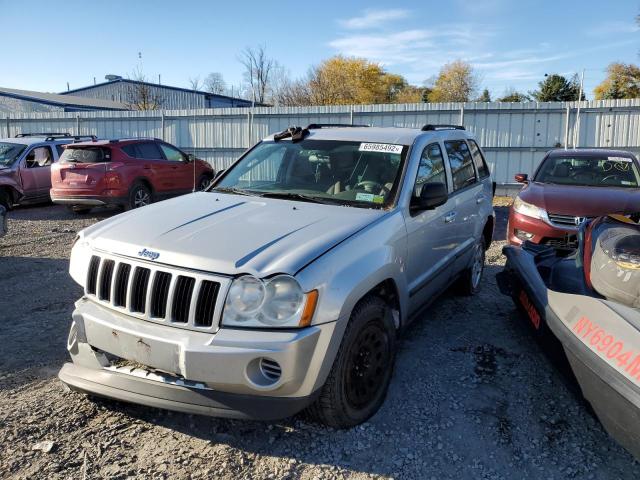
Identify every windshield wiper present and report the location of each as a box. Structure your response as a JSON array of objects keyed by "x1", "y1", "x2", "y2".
[
  {"x1": 213, "y1": 187, "x2": 258, "y2": 197},
  {"x1": 258, "y1": 192, "x2": 337, "y2": 204}
]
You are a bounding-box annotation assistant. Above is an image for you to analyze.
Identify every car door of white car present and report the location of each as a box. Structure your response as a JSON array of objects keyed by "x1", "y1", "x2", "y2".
[
  {"x1": 404, "y1": 141, "x2": 459, "y2": 314},
  {"x1": 442, "y1": 139, "x2": 483, "y2": 274}
]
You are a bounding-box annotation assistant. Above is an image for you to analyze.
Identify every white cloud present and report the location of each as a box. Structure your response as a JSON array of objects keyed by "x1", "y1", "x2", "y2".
[{"x1": 339, "y1": 9, "x2": 410, "y2": 29}]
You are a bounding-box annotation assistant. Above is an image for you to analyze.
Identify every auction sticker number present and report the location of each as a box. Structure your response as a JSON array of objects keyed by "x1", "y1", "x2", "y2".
[
  {"x1": 572, "y1": 316, "x2": 640, "y2": 383},
  {"x1": 359, "y1": 143, "x2": 403, "y2": 154}
]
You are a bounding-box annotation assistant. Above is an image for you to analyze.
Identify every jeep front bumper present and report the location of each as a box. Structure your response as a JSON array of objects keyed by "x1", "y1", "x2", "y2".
[{"x1": 59, "y1": 298, "x2": 342, "y2": 419}]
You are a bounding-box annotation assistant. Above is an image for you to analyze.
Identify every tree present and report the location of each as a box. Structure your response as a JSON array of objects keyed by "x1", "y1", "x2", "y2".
[
  {"x1": 530, "y1": 74, "x2": 584, "y2": 102},
  {"x1": 497, "y1": 88, "x2": 530, "y2": 102},
  {"x1": 239, "y1": 45, "x2": 275, "y2": 104},
  {"x1": 304, "y1": 56, "x2": 421, "y2": 105},
  {"x1": 477, "y1": 88, "x2": 491, "y2": 102},
  {"x1": 125, "y1": 67, "x2": 164, "y2": 110},
  {"x1": 427, "y1": 60, "x2": 479, "y2": 102},
  {"x1": 593, "y1": 63, "x2": 640, "y2": 99},
  {"x1": 204, "y1": 72, "x2": 226, "y2": 95},
  {"x1": 394, "y1": 85, "x2": 429, "y2": 103},
  {"x1": 188, "y1": 76, "x2": 202, "y2": 91}
]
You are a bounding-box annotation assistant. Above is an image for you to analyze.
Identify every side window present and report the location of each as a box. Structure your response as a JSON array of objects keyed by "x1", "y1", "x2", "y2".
[
  {"x1": 414, "y1": 143, "x2": 447, "y2": 197},
  {"x1": 136, "y1": 142, "x2": 163, "y2": 160},
  {"x1": 444, "y1": 140, "x2": 477, "y2": 191},
  {"x1": 121, "y1": 144, "x2": 139, "y2": 158},
  {"x1": 468, "y1": 139, "x2": 490, "y2": 179},
  {"x1": 159, "y1": 143, "x2": 185, "y2": 162},
  {"x1": 25, "y1": 146, "x2": 53, "y2": 168}
]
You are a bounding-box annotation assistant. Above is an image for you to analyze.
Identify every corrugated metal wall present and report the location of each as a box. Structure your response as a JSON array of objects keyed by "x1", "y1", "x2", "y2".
[{"x1": 3, "y1": 99, "x2": 640, "y2": 184}]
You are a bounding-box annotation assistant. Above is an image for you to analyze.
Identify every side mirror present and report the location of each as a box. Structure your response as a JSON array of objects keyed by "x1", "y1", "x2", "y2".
[
  {"x1": 515, "y1": 173, "x2": 528, "y2": 183},
  {"x1": 186, "y1": 153, "x2": 196, "y2": 163},
  {"x1": 411, "y1": 182, "x2": 448, "y2": 211}
]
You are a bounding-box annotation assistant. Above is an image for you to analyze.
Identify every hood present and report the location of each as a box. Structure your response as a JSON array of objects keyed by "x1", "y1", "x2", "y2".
[
  {"x1": 82, "y1": 192, "x2": 385, "y2": 276},
  {"x1": 520, "y1": 182, "x2": 640, "y2": 217}
]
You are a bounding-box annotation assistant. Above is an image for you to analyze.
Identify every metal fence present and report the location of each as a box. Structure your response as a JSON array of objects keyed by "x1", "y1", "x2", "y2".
[{"x1": 3, "y1": 99, "x2": 640, "y2": 185}]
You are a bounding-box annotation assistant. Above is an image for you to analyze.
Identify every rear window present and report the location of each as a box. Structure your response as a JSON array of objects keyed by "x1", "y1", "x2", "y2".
[{"x1": 60, "y1": 147, "x2": 111, "y2": 164}]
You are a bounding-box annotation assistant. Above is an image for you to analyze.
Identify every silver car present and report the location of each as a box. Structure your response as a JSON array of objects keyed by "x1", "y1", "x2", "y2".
[{"x1": 59, "y1": 124, "x2": 495, "y2": 427}]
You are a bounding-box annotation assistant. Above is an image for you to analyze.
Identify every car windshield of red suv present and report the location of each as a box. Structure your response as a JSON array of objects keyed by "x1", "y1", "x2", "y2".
[
  {"x1": 535, "y1": 154, "x2": 640, "y2": 188},
  {"x1": 0, "y1": 142, "x2": 27, "y2": 167}
]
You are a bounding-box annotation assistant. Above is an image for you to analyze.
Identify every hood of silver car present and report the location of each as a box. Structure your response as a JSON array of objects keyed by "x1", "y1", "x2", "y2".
[{"x1": 84, "y1": 192, "x2": 385, "y2": 276}]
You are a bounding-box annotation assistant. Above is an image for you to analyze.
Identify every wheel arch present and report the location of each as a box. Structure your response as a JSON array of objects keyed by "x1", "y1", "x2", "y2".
[{"x1": 482, "y1": 214, "x2": 495, "y2": 250}]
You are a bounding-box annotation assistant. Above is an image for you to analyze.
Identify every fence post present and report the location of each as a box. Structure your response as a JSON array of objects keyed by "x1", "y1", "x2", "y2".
[
  {"x1": 5, "y1": 116, "x2": 9, "y2": 138},
  {"x1": 76, "y1": 114, "x2": 80, "y2": 135},
  {"x1": 247, "y1": 110, "x2": 252, "y2": 148},
  {"x1": 563, "y1": 106, "x2": 570, "y2": 150},
  {"x1": 459, "y1": 105, "x2": 465, "y2": 126},
  {"x1": 350, "y1": 106, "x2": 354, "y2": 125},
  {"x1": 160, "y1": 111, "x2": 165, "y2": 141}
]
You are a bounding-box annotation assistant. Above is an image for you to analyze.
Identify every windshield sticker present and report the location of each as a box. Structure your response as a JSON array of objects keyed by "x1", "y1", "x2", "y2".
[
  {"x1": 355, "y1": 192, "x2": 385, "y2": 203},
  {"x1": 359, "y1": 143, "x2": 403, "y2": 154},
  {"x1": 608, "y1": 156, "x2": 633, "y2": 163}
]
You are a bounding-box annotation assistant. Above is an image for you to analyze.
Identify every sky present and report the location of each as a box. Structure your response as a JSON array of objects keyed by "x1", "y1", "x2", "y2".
[{"x1": 1, "y1": 0, "x2": 639, "y2": 99}]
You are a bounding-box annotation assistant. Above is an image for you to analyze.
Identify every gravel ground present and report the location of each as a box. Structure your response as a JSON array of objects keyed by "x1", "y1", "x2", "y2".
[{"x1": 1, "y1": 202, "x2": 639, "y2": 479}]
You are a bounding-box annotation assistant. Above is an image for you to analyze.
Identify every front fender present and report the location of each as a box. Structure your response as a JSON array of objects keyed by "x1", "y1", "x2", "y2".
[{"x1": 296, "y1": 209, "x2": 408, "y2": 327}]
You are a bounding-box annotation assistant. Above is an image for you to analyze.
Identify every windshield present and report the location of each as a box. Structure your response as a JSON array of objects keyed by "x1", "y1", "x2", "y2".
[
  {"x1": 535, "y1": 154, "x2": 640, "y2": 188},
  {"x1": 60, "y1": 147, "x2": 110, "y2": 164},
  {"x1": 214, "y1": 139, "x2": 406, "y2": 208},
  {"x1": 0, "y1": 142, "x2": 27, "y2": 167}
]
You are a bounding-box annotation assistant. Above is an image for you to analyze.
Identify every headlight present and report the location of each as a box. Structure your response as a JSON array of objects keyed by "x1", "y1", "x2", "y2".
[
  {"x1": 513, "y1": 196, "x2": 547, "y2": 221},
  {"x1": 222, "y1": 274, "x2": 317, "y2": 328},
  {"x1": 69, "y1": 234, "x2": 92, "y2": 287}
]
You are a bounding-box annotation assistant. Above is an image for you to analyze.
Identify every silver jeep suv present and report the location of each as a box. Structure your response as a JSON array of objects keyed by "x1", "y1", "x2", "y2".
[{"x1": 60, "y1": 124, "x2": 495, "y2": 427}]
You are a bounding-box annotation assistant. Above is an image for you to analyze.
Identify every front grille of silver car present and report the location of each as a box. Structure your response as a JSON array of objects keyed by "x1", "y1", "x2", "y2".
[
  {"x1": 547, "y1": 213, "x2": 591, "y2": 228},
  {"x1": 85, "y1": 253, "x2": 228, "y2": 331}
]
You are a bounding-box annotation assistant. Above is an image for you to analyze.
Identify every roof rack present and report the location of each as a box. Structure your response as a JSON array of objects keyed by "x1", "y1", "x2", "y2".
[
  {"x1": 15, "y1": 132, "x2": 72, "y2": 139},
  {"x1": 107, "y1": 137, "x2": 163, "y2": 143},
  {"x1": 421, "y1": 124, "x2": 465, "y2": 131},
  {"x1": 306, "y1": 123, "x2": 369, "y2": 129},
  {"x1": 72, "y1": 135, "x2": 98, "y2": 143}
]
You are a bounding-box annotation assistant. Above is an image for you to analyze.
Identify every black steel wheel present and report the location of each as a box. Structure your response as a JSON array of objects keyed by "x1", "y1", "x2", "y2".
[{"x1": 307, "y1": 295, "x2": 396, "y2": 428}]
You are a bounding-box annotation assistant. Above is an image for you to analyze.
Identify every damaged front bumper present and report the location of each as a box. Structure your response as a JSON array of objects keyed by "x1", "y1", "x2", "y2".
[{"x1": 59, "y1": 298, "x2": 340, "y2": 419}]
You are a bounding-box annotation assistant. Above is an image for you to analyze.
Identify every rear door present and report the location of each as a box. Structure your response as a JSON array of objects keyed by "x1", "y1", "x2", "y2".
[
  {"x1": 443, "y1": 139, "x2": 482, "y2": 273},
  {"x1": 19, "y1": 145, "x2": 55, "y2": 199},
  {"x1": 158, "y1": 142, "x2": 195, "y2": 193},
  {"x1": 125, "y1": 142, "x2": 171, "y2": 193},
  {"x1": 405, "y1": 141, "x2": 458, "y2": 312}
]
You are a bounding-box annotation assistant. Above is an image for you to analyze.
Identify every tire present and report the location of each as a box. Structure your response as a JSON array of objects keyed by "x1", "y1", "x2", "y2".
[
  {"x1": 197, "y1": 175, "x2": 213, "y2": 191},
  {"x1": 456, "y1": 237, "x2": 486, "y2": 296},
  {"x1": 0, "y1": 189, "x2": 11, "y2": 210},
  {"x1": 66, "y1": 205, "x2": 92, "y2": 215},
  {"x1": 127, "y1": 182, "x2": 152, "y2": 210},
  {"x1": 306, "y1": 295, "x2": 397, "y2": 428}
]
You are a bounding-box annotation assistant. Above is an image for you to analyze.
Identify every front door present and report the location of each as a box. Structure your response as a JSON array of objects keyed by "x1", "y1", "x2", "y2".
[
  {"x1": 19, "y1": 145, "x2": 54, "y2": 200},
  {"x1": 405, "y1": 142, "x2": 458, "y2": 313},
  {"x1": 158, "y1": 143, "x2": 195, "y2": 193}
]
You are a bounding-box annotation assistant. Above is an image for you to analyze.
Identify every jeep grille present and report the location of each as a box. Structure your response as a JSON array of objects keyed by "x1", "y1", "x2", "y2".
[{"x1": 85, "y1": 254, "x2": 228, "y2": 331}]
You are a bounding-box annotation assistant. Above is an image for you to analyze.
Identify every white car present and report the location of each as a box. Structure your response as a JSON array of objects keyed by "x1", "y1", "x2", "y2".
[{"x1": 59, "y1": 124, "x2": 495, "y2": 427}]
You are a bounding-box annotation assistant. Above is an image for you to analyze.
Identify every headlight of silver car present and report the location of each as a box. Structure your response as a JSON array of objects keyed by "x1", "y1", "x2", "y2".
[
  {"x1": 513, "y1": 196, "x2": 547, "y2": 221},
  {"x1": 222, "y1": 274, "x2": 318, "y2": 328}
]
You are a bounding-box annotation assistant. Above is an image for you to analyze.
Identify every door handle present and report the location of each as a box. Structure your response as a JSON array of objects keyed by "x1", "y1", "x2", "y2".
[
  {"x1": 444, "y1": 211, "x2": 457, "y2": 223},
  {"x1": 143, "y1": 165, "x2": 151, "y2": 170}
]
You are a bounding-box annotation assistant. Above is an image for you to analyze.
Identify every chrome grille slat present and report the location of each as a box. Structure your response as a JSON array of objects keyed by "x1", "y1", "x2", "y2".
[
  {"x1": 84, "y1": 252, "x2": 228, "y2": 332},
  {"x1": 548, "y1": 213, "x2": 591, "y2": 228}
]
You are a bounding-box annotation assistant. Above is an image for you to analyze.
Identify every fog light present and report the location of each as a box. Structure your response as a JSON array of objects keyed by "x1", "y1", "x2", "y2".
[{"x1": 515, "y1": 229, "x2": 534, "y2": 241}]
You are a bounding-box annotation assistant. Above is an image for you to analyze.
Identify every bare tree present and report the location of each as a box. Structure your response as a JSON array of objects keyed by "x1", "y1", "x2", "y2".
[
  {"x1": 125, "y1": 67, "x2": 164, "y2": 110},
  {"x1": 188, "y1": 76, "x2": 202, "y2": 91},
  {"x1": 204, "y1": 72, "x2": 226, "y2": 95},
  {"x1": 239, "y1": 45, "x2": 275, "y2": 104}
]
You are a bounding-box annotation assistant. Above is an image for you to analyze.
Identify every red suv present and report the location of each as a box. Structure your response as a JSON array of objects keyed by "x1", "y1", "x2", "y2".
[
  {"x1": 51, "y1": 138, "x2": 214, "y2": 212},
  {"x1": 507, "y1": 148, "x2": 640, "y2": 250}
]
